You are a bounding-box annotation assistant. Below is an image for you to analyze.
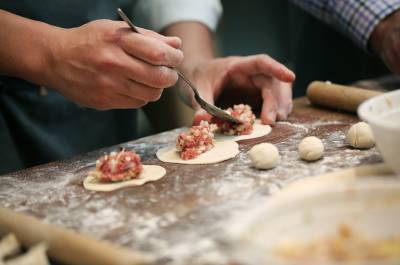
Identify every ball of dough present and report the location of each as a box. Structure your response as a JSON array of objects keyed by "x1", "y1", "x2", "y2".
[
  {"x1": 298, "y1": 136, "x2": 324, "y2": 161},
  {"x1": 346, "y1": 122, "x2": 375, "y2": 149},
  {"x1": 248, "y1": 143, "x2": 280, "y2": 169}
]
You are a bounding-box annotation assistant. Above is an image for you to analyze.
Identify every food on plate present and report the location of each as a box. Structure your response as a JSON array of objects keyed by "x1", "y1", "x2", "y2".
[
  {"x1": 212, "y1": 104, "x2": 256, "y2": 136},
  {"x1": 157, "y1": 141, "x2": 239, "y2": 165},
  {"x1": 248, "y1": 143, "x2": 280, "y2": 169},
  {"x1": 176, "y1": 121, "x2": 216, "y2": 160},
  {"x1": 84, "y1": 149, "x2": 166, "y2": 192},
  {"x1": 274, "y1": 224, "x2": 400, "y2": 262},
  {"x1": 88, "y1": 149, "x2": 142, "y2": 182},
  {"x1": 346, "y1": 122, "x2": 375, "y2": 149},
  {"x1": 298, "y1": 136, "x2": 324, "y2": 161}
]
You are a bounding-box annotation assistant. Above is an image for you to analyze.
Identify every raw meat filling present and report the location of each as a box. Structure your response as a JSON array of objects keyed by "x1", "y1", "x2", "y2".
[
  {"x1": 90, "y1": 149, "x2": 143, "y2": 182},
  {"x1": 212, "y1": 104, "x2": 255, "y2": 135},
  {"x1": 176, "y1": 121, "x2": 216, "y2": 160}
]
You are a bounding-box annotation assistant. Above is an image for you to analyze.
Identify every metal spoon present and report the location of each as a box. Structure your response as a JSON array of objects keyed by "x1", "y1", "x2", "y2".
[{"x1": 117, "y1": 8, "x2": 241, "y2": 124}]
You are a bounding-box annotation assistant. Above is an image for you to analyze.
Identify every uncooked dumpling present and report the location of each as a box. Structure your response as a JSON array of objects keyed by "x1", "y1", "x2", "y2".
[
  {"x1": 84, "y1": 165, "x2": 166, "y2": 192},
  {"x1": 248, "y1": 143, "x2": 280, "y2": 169},
  {"x1": 346, "y1": 122, "x2": 375, "y2": 149},
  {"x1": 298, "y1": 136, "x2": 324, "y2": 161},
  {"x1": 157, "y1": 141, "x2": 239, "y2": 165},
  {"x1": 215, "y1": 120, "x2": 271, "y2": 142}
]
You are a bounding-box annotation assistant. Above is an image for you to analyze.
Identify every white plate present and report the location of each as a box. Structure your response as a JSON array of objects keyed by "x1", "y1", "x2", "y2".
[
  {"x1": 225, "y1": 177, "x2": 400, "y2": 265},
  {"x1": 358, "y1": 89, "x2": 400, "y2": 175}
]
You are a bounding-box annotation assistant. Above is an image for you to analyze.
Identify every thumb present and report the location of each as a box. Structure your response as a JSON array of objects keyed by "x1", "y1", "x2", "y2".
[{"x1": 260, "y1": 87, "x2": 278, "y2": 125}]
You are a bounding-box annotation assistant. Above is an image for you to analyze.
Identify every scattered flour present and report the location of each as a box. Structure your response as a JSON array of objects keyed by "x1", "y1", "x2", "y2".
[{"x1": 0, "y1": 120, "x2": 382, "y2": 264}]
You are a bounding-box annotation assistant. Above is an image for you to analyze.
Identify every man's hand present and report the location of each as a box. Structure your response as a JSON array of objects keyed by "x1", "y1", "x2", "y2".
[
  {"x1": 370, "y1": 10, "x2": 400, "y2": 74},
  {"x1": 46, "y1": 20, "x2": 183, "y2": 109},
  {"x1": 186, "y1": 55, "x2": 295, "y2": 126},
  {"x1": 0, "y1": 10, "x2": 183, "y2": 110},
  {"x1": 163, "y1": 22, "x2": 295, "y2": 126}
]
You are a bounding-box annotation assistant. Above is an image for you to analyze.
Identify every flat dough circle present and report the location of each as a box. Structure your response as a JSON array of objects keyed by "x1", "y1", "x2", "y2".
[
  {"x1": 215, "y1": 120, "x2": 271, "y2": 142},
  {"x1": 157, "y1": 141, "x2": 239, "y2": 164},
  {"x1": 83, "y1": 165, "x2": 166, "y2": 192}
]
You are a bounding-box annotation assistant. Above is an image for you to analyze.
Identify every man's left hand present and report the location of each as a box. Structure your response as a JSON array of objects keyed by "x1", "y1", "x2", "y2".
[{"x1": 183, "y1": 55, "x2": 295, "y2": 125}]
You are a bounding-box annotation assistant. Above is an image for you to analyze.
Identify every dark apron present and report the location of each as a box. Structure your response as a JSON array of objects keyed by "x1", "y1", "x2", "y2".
[{"x1": 0, "y1": 1, "x2": 139, "y2": 174}]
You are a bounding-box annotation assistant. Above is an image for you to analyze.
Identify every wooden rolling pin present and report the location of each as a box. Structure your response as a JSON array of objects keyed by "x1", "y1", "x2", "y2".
[
  {"x1": 307, "y1": 81, "x2": 383, "y2": 112},
  {"x1": 0, "y1": 208, "x2": 151, "y2": 265}
]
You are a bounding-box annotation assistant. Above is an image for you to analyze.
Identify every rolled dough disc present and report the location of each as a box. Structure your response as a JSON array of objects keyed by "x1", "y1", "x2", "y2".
[
  {"x1": 157, "y1": 141, "x2": 239, "y2": 164},
  {"x1": 83, "y1": 165, "x2": 166, "y2": 192},
  {"x1": 215, "y1": 120, "x2": 271, "y2": 141}
]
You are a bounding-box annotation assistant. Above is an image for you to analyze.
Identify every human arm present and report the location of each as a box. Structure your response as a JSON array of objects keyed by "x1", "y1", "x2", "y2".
[
  {"x1": 164, "y1": 22, "x2": 295, "y2": 125},
  {"x1": 290, "y1": 0, "x2": 400, "y2": 74},
  {"x1": 135, "y1": 0, "x2": 295, "y2": 125},
  {"x1": 370, "y1": 9, "x2": 400, "y2": 74},
  {"x1": 0, "y1": 9, "x2": 183, "y2": 109}
]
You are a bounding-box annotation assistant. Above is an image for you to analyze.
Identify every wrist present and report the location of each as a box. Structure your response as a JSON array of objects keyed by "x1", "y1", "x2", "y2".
[
  {"x1": 38, "y1": 25, "x2": 68, "y2": 88},
  {"x1": 0, "y1": 10, "x2": 66, "y2": 87}
]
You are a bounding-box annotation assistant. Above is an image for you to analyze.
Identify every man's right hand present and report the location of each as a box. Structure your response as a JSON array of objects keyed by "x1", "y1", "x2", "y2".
[{"x1": 44, "y1": 20, "x2": 183, "y2": 109}]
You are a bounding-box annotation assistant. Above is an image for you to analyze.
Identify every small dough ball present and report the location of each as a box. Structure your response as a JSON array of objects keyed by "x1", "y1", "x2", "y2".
[
  {"x1": 298, "y1": 136, "x2": 324, "y2": 161},
  {"x1": 346, "y1": 122, "x2": 375, "y2": 149},
  {"x1": 249, "y1": 143, "x2": 280, "y2": 169}
]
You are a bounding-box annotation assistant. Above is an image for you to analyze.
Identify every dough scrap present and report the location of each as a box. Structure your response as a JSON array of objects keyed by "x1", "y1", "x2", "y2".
[
  {"x1": 248, "y1": 143, "x2": 280, "y2": 169},
  {"x1": 0, "y1": 234, "x2": 20, "y2": 260},
  {"x1": 346, "y1": 122, "x2": 375, "y2": 149},
  {"x1": 298, "y1": 136, "x2": 324, "y2": 161},
  {"x1": 4, "y1": 243, "x2": 48, "y2": 265},
  {"x1": 157, "y1": 141, "x2": 239, "y2": 164},
  {"x1": 83, "y1": 165, "x2": 166, "y2": 192},
  {"x1": 215, "y1": 120, "x2": 271, "y2": 142}
]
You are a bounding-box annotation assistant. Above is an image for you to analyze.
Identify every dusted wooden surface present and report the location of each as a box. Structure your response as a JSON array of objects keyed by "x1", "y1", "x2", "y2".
[{"x1": 0, "y1": 98, "x2": 383, "y2": 264}]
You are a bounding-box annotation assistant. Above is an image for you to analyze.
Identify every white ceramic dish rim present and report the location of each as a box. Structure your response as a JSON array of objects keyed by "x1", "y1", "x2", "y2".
[
  {"x1": 224, "y1": 177, "x2": 400, "y2": 265},
  {"x1": 358, "y1": 89, "x2": 400, "y2": 131}
]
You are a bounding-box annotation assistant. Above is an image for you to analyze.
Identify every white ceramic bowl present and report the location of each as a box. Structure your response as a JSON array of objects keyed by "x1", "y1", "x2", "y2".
[
  {"x1": 358, "y1": 89, "x2": 400, "y2": 175},
  {"x1": 225, "y1": 177, "x2": 400, "y2": 265}
]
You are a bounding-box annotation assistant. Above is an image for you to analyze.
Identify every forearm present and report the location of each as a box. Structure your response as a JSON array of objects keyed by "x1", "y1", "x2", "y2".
[
  {"x1": 162, "y1": 22, "x2": 215, "y2": 107},
  {"x1": 291, "y1": 0, "x2": 400, "y2": 49},
  {"x1": 369, "y1": 10, "x2": 400, "y2": 53},
  {"x1": 0, "y1": 9, "x2": 60, "y2": 86},
  {"x1": 163, "y1": 22, "x2": 215, "y2": 72}
]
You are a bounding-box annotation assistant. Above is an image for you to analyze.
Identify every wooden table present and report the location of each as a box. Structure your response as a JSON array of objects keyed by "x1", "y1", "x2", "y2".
[{"x1": 0, "y1": 98, "x2": 382, "y2": 264}]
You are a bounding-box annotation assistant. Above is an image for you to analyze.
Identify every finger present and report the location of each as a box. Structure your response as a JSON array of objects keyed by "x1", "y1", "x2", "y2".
[
  {"x1": 119, "y1": 54, "x2": 179, "y2": 88},
  {"x1": 192, "y1": 109, "x2": 213, "y2": 126},
  {"x1": 95, "y1": 92, "x2": 148, "y2": 110},
  {"x1": 120, "y1": 79, "x2": 163, "y2": 102},
  {"x1": 276, "y1": 82, "x2": 293, "y2": 121},
  {"x1": 136, "y1": 26, "x2": 182, "y2": 49},
  {"x1": 231, "y1": 55, "x2": 295, "y2": 83},
  {"x1": 261, "y1": 88, "x2": 278, "y2": 125},
  {"x1": 113, "y1": 94, "x2": 148, "y2": 109},
  {"x1": 120, "y1": 32, "x2": 183, "y2": 67}
]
